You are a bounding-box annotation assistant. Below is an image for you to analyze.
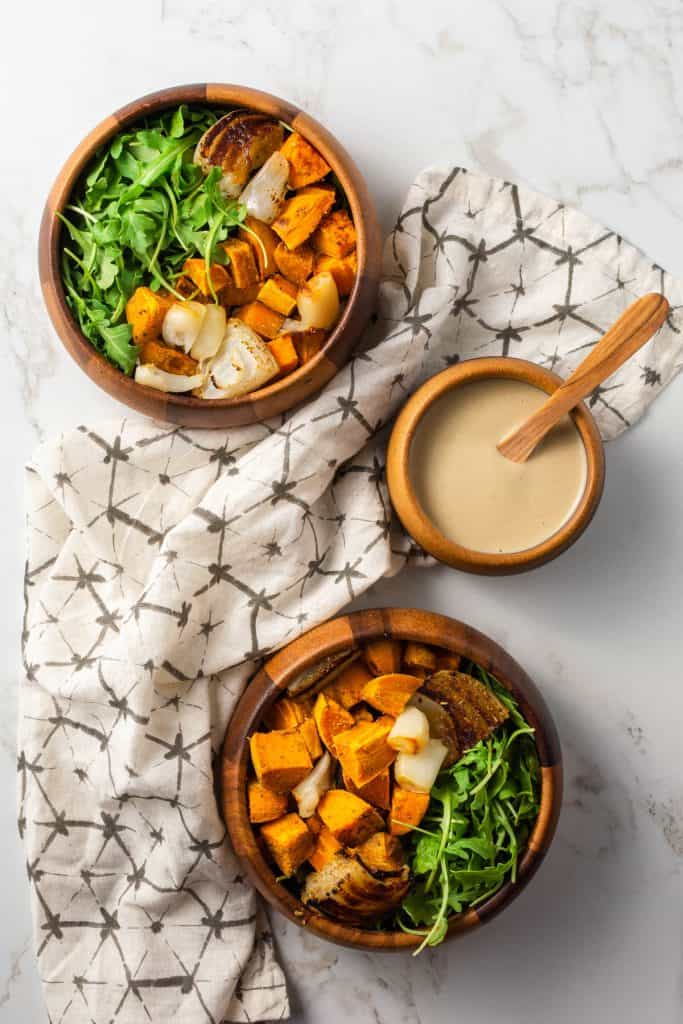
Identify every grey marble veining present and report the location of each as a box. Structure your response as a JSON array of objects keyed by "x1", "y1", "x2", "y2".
[{"x1": 2, "y1": 0, "x2": 682, "y2": 1020}]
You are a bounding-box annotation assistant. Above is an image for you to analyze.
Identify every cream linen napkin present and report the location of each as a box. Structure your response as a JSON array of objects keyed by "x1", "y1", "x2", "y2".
[{"x1": 20, "y1": 168, "x2": 683, "y2": 1023}]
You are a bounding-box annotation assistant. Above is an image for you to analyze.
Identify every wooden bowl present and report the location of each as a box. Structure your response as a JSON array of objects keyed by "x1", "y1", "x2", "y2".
[
  {"x1": 38, "y1": 84, "x2": 382, "y2": 428},
  {"x1": 221, "y1": 607, "x2": 562, "y2": 951},
  {"x1": 387, "y1": 358, "x2": 605, "y2": 575}
]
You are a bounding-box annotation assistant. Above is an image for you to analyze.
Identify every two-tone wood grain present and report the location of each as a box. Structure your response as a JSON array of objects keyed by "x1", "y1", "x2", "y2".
[
  {"x1": 386, "y1": 357, "x2": 606, "y2": 575},
  {"x1": 220, "y1": 607, "x2": 562, "y2": 952},
  {"x1": 38, "y1": 83, "x2": 382, "y2": 428}
]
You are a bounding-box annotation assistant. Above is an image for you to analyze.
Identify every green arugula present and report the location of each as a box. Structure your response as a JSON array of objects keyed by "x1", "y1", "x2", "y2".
[
  {"x1": 59, "y1": 104, "x2": 246, "y2": 374},
  {"x1": 394, "y1": 665, "x2": 541, "y2": 954}
]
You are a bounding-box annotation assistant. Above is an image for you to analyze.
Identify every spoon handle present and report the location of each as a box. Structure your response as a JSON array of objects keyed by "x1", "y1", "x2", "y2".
[{"x1": 497, "y1": 292, "x2": 670, "y2": 463}]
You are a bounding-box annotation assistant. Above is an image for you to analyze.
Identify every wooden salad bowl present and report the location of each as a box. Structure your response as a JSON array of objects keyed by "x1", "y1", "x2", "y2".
[
  {"x1": 387, "y1": 358, "x2": 606, "y2": 575},
  {"x1": 38, "y1": 83, "x2": 382, "y2": 428},
  {"x1": 221, "y1": 607, "x2": 562, "y2": 951}
]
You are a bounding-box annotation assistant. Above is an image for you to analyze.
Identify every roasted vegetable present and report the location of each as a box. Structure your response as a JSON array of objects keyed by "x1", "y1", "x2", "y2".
[
  {"x1": 280, "y1": 131, "x2": 331, "y2": 188},
  {"x1": 238, "y1": 216, "x2": 279, "y2": 277},
  {"x1": 267, "y1": 335, "x2": 299, "y2": 375},
  {"x1": 356, "y1": 832, "x2": 406, "y2": 875},
  {"x1": 394, "y1": 739, "x2": 448, "y2": 794},
  {"x1": 222, "y1": 238, "x2": 260, "y2": 289},
  {"x1": 274, "y1": 241, "x2": 315, "y2": 284},
  {"x1": 316, "y1": 789, "x2": 384, "y2": 846},
  {"x1": 249, "y1": 728, "x2": 312, "y2": 794},
  {"x1": 181, "y1": 258, "x2": 231, "y2": 297},
  {"x1": 190, "y1": 304, "x2": 226, "y2": 361},
  {"x1": 289, "y1": 328, "x2": 327, "y2": 364},
  {"x1": 139, "y1": 340, "x2": 199, "y2": 377},
  {"x1": 313, "y1": 693, "x2": 355, "y2": 755},
  {"x1": 311, "y1": 209, "x2": 356, "y2": 258},
  {"x1": 314, "y1": 252, "x2": 357, "y2": 296},
  {"x1": 194, "y1": 110, "x2": 284, "y2": 196},
  {"x1": 298, "y1": 717, "x2": 323, "y2": 761},
  {"x1": 435, "y1": 650, "x2": 461, "y2": 671},
  {"x1": 263, "y1": 696, "x2": 310, "y2": 731},
  {"x1": 162, "y1": 300, "x2": 207, "y2": 353},
  {"x1": 248, "y1": 781, "x2": 289, "y2": 824},
  {"x1": 297, "y1": 272, "x2": 340, "y2": 329},
  {"x1": 260, "y1": 812, "x2": 315, "y2": 876},
  {"x1": 125, "y1": 287, "x2": 172, "y2": 344},
  {"x1": 403, "y1": 642, "x2": 438, "y2": 675},
  {"x1": 135, "y1": 364, "x2": 204, "y2": 393},
  {"x1": 388, "y1": 707, "x2": 430, "y2": 755},
  {"x1": 286, "y1": 649, "x2": 358, "y2": 698},
  {"x1": 361, "y1": 673, "x2": 423, "y2": 717},
  {"x1": 344, "y1": 766, "x2": 391, "y2": 810},
  {"x1": 239, "y1": 151, "x2": 289, "y2": 223},
  {"x1": 302, "y1": 852, "x2": 410, "y2": 922},
  {"x1": 334, "y1": 716, "x2": 396, "y2": 789},
  {"x1": 389, "y1": 788, "x2": 430, "y2": 836},
  {"x1": 198, "y1": 318, "x2": 279, "y2": 399},
  {"x1": 307, "y1": 817, "x2": 343, "y2": 871},
  {"x1": 257, "y1": 274, "x2": 299, "y2": 316},
  {"x1": 271, "y1": 186, "x2": 336, "y2": 249},
  {"x1": 408, "y1": 692, "x2": 460, "y2": 767},
  {"x1": 235, "y1": 301, "x2": 285, "y2": 339},
  {"x1": 422, "y1": 671, "x2": 508, "y2": 752},
  {"x1": 364, "y1": 639, "x2": 402, "y2": 676},
  {"x1": 292, "y1": 751, "x2": 333, "y2": 818},
  {"x1": 324, "y1": 660, "x2": 373, "y2": 709}
]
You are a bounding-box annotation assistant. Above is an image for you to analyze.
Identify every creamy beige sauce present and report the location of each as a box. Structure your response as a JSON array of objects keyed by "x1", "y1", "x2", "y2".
[{"x1": 409, "y1": 379, "x2": 588, "y2": 554}]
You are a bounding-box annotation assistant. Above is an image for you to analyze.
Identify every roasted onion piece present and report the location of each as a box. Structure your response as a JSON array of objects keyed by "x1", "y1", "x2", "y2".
[
  {"x1": 194, "y1": 110, "x2": 285, "y2": 196},
  {"x1": 302, "y1": 853, "x2": 410, "y2": 924}
]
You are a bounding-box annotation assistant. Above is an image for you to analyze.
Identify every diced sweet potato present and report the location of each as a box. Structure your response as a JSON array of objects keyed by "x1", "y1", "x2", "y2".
[
  {"x1": 248, "y1": 781, "x2": 289, "y2": 824},
  {"x1": 307, "y1": 818, "x2": 342, "y2": 871},
  {"x1": 249, "y1": 729, "x2": 312, "y2": 794},
  {"x1": 139, "y1": 340, "x2": 199, "y2": 376},
  {"x1": 298, "y1": 717, "x2": 323, "y2": 761},
  {"x1": 390, "y1": 788, "x2": 430, "y2": 836},
  {"x1": 175, "y1": 275, "x2": 203, "y2": 300},
  {"x1": 263, "y1": 697, "x2": 308, "y2": 731},
  {"x1": 317, "y1": 789, "x2": 384, "y2": 847},
  {"x1": 220, "y1": 281, "x2": 261, "y2": 309},
  {"x1": 364, "y1": 639, "x2": 402, "y2": 677},
  {"x1": 181, "y1": 258, "x2": 231, "y2": 297},
  {"x1": 334, "y1": 716, "x2": 396, "y2": 789},
  {"x1": 260, "y1": 812, "x2": 315, "y2": 876},
  {"x1": 353, "y1": 705, "x2": 375, "y2": 724},
  {"x1": 280, "y1": 131, "x2": 331, "y2": 188},
  {"x1": 125, "y1": 287, "x2": 173, "y2": 344},
  {"x1": 239, "y1": 216, "x2": 278, "y2": 278},
  {"x1": 362, "y1": 674, "x2": 423, "y2": 717},
  {"x1": 271, "y1": 186, "x2": 336, "y2": 250},
  {"x1": 222, "y1": 238, "x2": 260, "y2": 288},
  {"x1": 403, "y1": 642, "x2": 438, "y2": 675},
  {"x1": 274, "y1": 242, "x2": 315, "y2": 284},
  {"x1": 324, "y1": 661, "x2": 373, "y2": 709},
  {"x1": 436, "y1": 650, "x2": 462, "y2": 671},
  {"x1": 356, "y1": 832, "x2": 405, "y2": 874},
  {"x1": 313, "y1": 693, "x2": 354, "y2": 755},
  {"x1": 267, "y1": 335, "x2": 299, "y2": 375},
  {"x1": 235, "y1": 301, "x2": 285, "y2": 339},
  {"x1": 288, "y1": 328, "x2": 327, "y2": 364},
  {"x1": 314, "y1": 252, "x2": 357, "y2": 296},
  {"x1": 344, "y1": 766, "x2": 391, "y2": 810},
  {"x1": 311, "y1": 209, "x2": 356, "y2": 258},
  {"x1": 258, "y1": 274, "x2": 298, "y2": 316}
]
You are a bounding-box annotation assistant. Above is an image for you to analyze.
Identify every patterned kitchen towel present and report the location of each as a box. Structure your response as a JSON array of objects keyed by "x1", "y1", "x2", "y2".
[{"x1": 20, "y1": 167, "x2": 683, "y2": 1024}]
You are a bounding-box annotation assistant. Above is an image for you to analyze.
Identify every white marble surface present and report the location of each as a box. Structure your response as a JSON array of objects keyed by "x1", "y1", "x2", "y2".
[{"x1": 2, "y1": 0, "x2": 683, "y2": 1020}]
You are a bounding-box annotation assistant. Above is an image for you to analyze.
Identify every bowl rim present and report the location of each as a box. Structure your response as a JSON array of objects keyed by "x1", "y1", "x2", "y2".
[
  {"x1": 221, "y1": 606, "x2": 562, "y2": 952},
  {"x1": 386, "y1": 357, "x2": 606, "y2": 575},
  {"x1": 38, "y1": 82, "x2": 381, "y2": 427}
]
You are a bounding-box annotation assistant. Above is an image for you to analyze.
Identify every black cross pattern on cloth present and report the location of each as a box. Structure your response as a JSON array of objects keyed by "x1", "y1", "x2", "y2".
[{"x1": 20, "y1": 167, "x2": 682, "y2": 1022}]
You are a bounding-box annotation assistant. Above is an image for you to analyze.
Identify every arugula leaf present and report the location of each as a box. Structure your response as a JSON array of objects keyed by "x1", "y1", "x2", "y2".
[{"x1": 100, "y1": 323, "x2": 138, "y2": 375}]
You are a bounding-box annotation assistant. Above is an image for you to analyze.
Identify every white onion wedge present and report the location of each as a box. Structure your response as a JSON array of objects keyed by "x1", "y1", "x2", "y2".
[
  {"x1": 239, "y1": 152, "x2": 289, "y2": 224},
  {"x1": 191, "y1": 303, "x2": 226, "y2": 361},
  {"x1": 202, "y1": 318, "x2": 279, "y2": 399},
  {"x1": 292, "y1": 751, "x2": 333, "y2": 819},
  {"x1": 394, "y1": 739, "x2": 448, "y2": 794},
  {"x1": 162, "y1": 301, "x2": 207, "y2": 353},
  {"x1": 388, "y1": 707, "x2": 430, "y2": 755},
  {"x1": 297, "y1": 272, "x2": 340, "y2": 329},
  {"x1": 135, "y1": 364, "x2": 205, "y2": 394}
]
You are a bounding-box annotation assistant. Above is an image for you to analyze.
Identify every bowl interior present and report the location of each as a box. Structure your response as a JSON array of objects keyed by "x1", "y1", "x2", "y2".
[
  {"x1": 221, "y1": 607, "x2": 562, "y2": 951},
  {"x1": 387, "y1": 358, "x2": 605, "y2": 575}
]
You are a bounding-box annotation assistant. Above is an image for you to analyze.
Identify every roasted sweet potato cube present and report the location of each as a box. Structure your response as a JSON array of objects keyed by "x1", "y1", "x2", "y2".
[
  {"x1": 344, "y1": 766, "x2": 391, "y2": 810},
  {"x1": 314, "y1": 252, "x2": 357, "y2": 296},
  {"x1": 356, "y1": 832, "x2": 405, "y2": 874},
  {"x1": 436, "y1": 649, "x2": 462, "y2": 671},
  {"x1": 139, "y1": 340, "x2": 198, "y2": 377},
  {"x1": 249, "y1": 729, "x2": 312, "y2": 794},
  {"x1": 311, "y1": 209, "x2": 356, "y2": 258},
  {"x1": 260, "y1": 813, "x2": 315, "y2": 876},
  {"x1": 317, "y1": 789, "x2": 384, "y2": 847},
  {"x1": 290, "y1": 328, "x2": 327, "y2": 364},
  {"x1": 219, "y1": 281, "x2": 261, "y2": 309},
  {"x1": 280, "y1": 131, "x2": 331, "y2": 188},
  {"x1": 267, "y1": 335, "x2": 299, "y2": 376},
  {"x1": 307, "y1": 817, "x2": 343, "y2": 871},
  {"x1": 403, "y1": 642, "x2": 438, "y2": 674},
  {"x1": 223, "y1": 238, "x2": 260, "y2": 288},
  {"x1": 364, "y1": 639, "x2": 402, "y2": 676},
  {"x1": 248, "y1": 781, "x2": 289, "y2": 824},
  {"x1": 263, "y1": 697, "x2": 308, "y2": 731},
  {"x1": 298, "y1": 717, "x2": 323, "y2": 761},
  {"x1": 362, "y1": 674, "x2": 423, "y2": 717},
  {"x1": 257, "y1": 274, "x2": 298, "y2": 316},
  {"x1": 125, "y1": 287, "x2": 173, "y2": 344},
  {"x1": 235, "y1": 301, "x2": 285, "y2": 339},
  {"x1": 271, "y1": 186, "x2": 336, "y2": 250},
  {"x1": 313, "y1": 693, "x2": 354, "y2": 755},
  {"x1": 182, "y1": 258, "x2": 231, "y2": 297},
  {"x1": 238, "y1": 216, "x2": 279, "y2": 278},
  {"x1": 389, "y1": 788, "x2": 430, "y2": 836},
  {"x1": 274, "y1": 242, "x2": 315, "y2": 284},
  {"x1": 334, "y1": 716, "x2": 396, "y2": 789},
  {"x1": 324, "y1": 661, "x2": 373, "y2": 709},
  {"x1": 175, "y1": 275, "x2": 203, "y2": 300}
]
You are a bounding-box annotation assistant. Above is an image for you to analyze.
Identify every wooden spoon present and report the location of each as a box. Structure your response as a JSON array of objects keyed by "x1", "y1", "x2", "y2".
[{"x1": 497, "y1": 292, "x2": 670, "y2": 463}]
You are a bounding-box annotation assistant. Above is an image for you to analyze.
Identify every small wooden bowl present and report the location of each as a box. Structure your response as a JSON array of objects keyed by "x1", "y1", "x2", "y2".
[
  {"x1": 221, "y1": 607, "x2": 562, "y2": 952},
  {"x1": 38, "y1": 83, "x2": 381, "y2": 428},
  {"x1": 387, "y1": 358, "x2": 605, "y2": 575}
]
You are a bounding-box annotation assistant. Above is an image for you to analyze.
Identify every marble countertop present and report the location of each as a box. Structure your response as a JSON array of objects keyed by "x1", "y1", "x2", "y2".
[{"x1": 2, "y1": 1, "x2": 682, "y2": 1021}]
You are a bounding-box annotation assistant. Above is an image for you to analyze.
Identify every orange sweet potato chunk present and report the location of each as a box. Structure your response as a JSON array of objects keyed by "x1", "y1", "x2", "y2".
[
  {"x1": 257, "y1": 274, "x2": 298, "y2": 316},
  {"x1": 436, "y1": 649, "x2": 462, "y2": 671},
  {"x1": 234, "y1": 301, "x2": 285, "y2": 339},
  {"x1": 249, "y1": 729, "x2": 312, "y2": 794},
  {"x1": 390, "y1": 788, "x2": 430, "y2": 836},
  {"x1": 260, "y1": 812, "x2": 315, "y2": 875},
  {"x1": 289, "y1": 328, "x2": 327, "y2": 364},
  {"x1": 223, "y1": 238, "x2": 260, "y2": 288},
  {"x1": 334, "y1": 716, "x2": 396, "y2": 789},
  {"x1": 324, "y1": 661, "x2": 373, "y2": 709},
  {"x1": 238, "y1": 216, "x2": 279, "y2": 278},
  {"x1": 248, "y1": 781, "x2": 289, "y2": 824},
  {"x1": 364, "y1": 639, "x2": 402, "y2": 677},
  {"x1": 271, "y1": 187, "x2": 336, "y2": 250},
  {"x1": 267, "y1": 335, "x2": 299, "y2": 375},
  {"x1": 263, "y1": 697, "x2": 308, "y2": 731},
  {"x1": 307, "y1": 817, "x2": 343, "y2": 870},
  {"x1": 317, "y1": 789, "x2": 384, "y2": 847},
  {"x1": 356, "y1": 832, "x2": 405, "y2": 873},
  {"x1": 182, "y1": 258, "x2": 231, "y2": 297},
  {"x1": 313, "y1": 693, "x2": 354, "y2": 755},
  {"x1": 298, "y1": 717, "x2": 323, "y2": 761},
  {"x1": 344, "y1": 766, "x2": 391, "y2": 810},
  {"x1": 314, "y1": 252, "x2": 357, "y2": 296},
  {"x1": 311, "y1": 209, "x2": 356, "y2": 258},
  {"x1": 139, "y1": 340, "x2": 198, "y2": 376},
  {"x1": 361, "y1": 674, "x2": 423, "y2": 717},
  {"x1": 274, "y1": 242, "x2": 315, "y2": 284},
  {"x1": 403, "y1": 642, "x2": 438, "y2": 675},
  {"x1": 280, "y1": 131, "x2": 331, "y2": 189},
  {"x1": 220, "y1": 281, "x2": 261, "y2": 309},
  {"x1": 125, "y1": 287, "x2": 173, "y2": 344}
]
